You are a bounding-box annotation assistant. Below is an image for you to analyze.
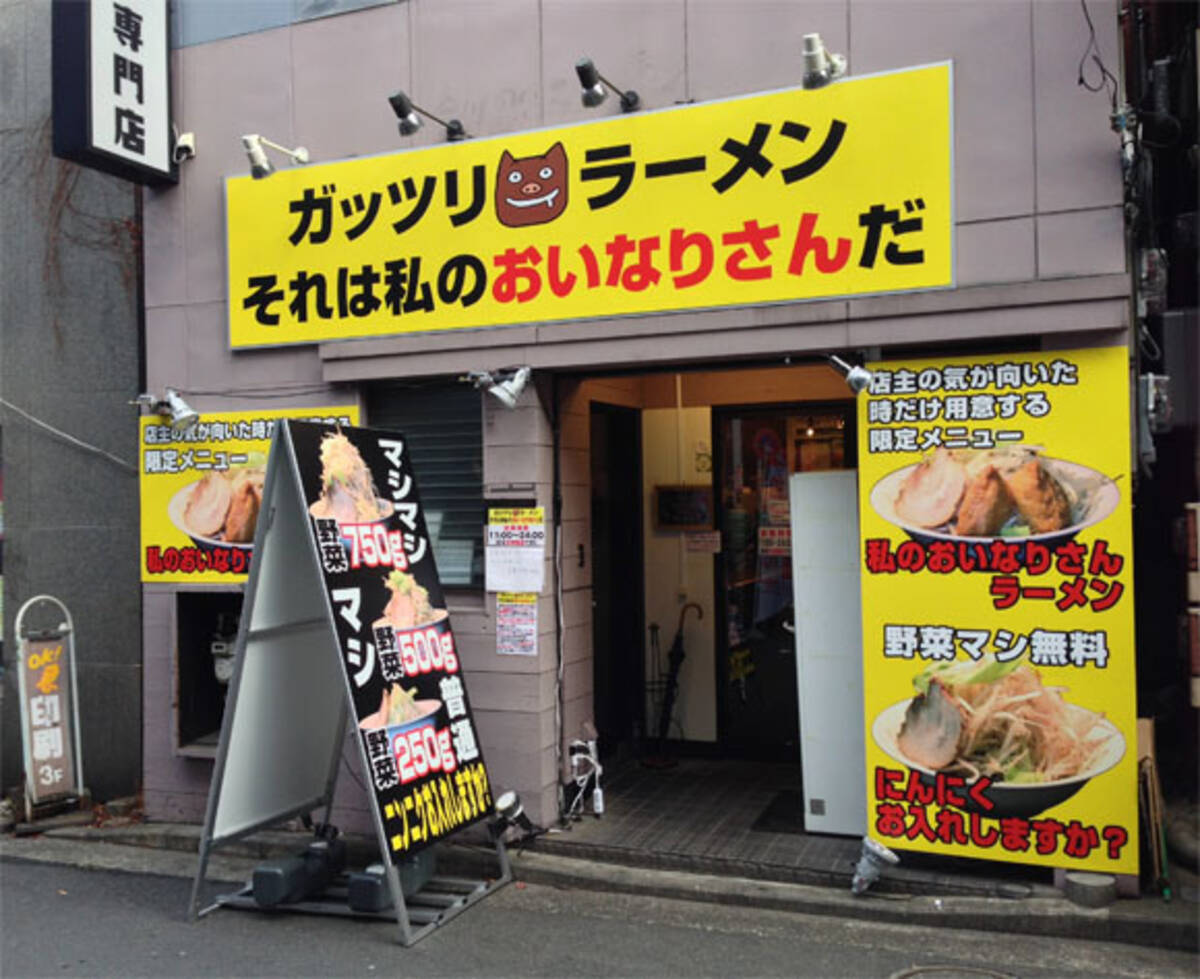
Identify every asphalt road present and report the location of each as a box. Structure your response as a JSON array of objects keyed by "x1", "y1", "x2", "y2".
[{"x1": 2, "y1": 857, "x2": 1196, "y2": 978}]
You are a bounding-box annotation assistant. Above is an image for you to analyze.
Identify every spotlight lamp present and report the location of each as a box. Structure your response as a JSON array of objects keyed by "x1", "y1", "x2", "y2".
[
  {"x1": 851, "y1": 836, "x2": 900, "y2": 895},
  {"x1": 462, "y1": 366, "x2": 532, "y2": 409},
  {"x1": 387, "y1": 90, "x2": 467, "y2": 142},
  {"x1": 827, "y1": 354, "x2": 873, "y2": 395},
  {"x1": 574, "y1": 57, "x2": 640, "y2": 113},
  {"x1": 801, "y1": 32, "x2": 847, "y2": 89},
  {"x1": 132, "y1": 387, "x2": 200, "y2": 437},
  {"x1": 490, "y1": 790, "x2": 540, "y2": 842},
  {"x1": 241, "y1": 134, "x2": 309, "y2": 179},
  {"x1": 488, "y1": 366, "x2": 531, "y2": 408}
]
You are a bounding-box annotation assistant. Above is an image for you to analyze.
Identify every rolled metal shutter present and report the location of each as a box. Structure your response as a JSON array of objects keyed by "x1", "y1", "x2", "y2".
[{"x1": 365, "y1": 382, "x2": 483, "y2": 587}]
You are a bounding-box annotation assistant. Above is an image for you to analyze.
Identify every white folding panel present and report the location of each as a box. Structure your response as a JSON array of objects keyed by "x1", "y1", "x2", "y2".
[
  {"x1": 209, "y1": 432, "x2": 346, "y2": 842},
  {"x1": 789, "y1": 470, "x2": 867, "y2": 836}
]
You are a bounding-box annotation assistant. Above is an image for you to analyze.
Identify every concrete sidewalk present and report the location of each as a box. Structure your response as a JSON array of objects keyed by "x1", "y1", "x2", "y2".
[{"x1": 1, "y1": 818, "x2": 1196, "y2": 953}]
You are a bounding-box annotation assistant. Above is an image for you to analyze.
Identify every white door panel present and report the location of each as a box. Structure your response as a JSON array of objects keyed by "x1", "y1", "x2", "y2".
[{"x1": 790, "y1": 471, "x2": 866, "y2": 836}]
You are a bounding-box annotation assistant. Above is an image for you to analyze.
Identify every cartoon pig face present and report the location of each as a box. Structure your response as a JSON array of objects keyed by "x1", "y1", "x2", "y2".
[{"x1": 494, "y1": 142, "x2": 569, "y2": 228}]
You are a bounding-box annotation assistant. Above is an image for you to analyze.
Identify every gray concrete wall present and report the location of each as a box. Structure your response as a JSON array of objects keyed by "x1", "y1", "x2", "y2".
[
  {"x1": 1, "y1": 0, "x2": 143, "y2": 804},
  {"x1": 140, "y1": 0, "x2": 1130, "y2": 829}
]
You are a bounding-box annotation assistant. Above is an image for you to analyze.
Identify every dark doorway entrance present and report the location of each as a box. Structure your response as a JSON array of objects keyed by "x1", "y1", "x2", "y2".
[
  {"x1": 590, "y1": 402, "x2": 644, "y2": 755},
  {"x1": 713, "y1": 403, "x2": 854, "y2": 759}
]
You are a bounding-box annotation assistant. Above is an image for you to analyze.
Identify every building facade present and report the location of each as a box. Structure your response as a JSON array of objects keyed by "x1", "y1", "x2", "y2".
[
  {"x1": 1, "y1": 0, "x2": 143, "y2": 806},
  {"x1": 52, "y1": 0, "x2": 1185, "y2": 873}
]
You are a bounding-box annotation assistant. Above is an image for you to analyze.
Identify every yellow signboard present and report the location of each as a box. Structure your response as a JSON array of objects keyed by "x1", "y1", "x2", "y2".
[
  {"x1": 856, "y1": 347, "x2": 1137, "y2": 874},
  {"x1": 227, "y1": 64, "x2": 952, "y2": 348},
  {"x1": 139, "y1": 405, "x2": 358, "y2": 583},
  {"x1": 486, "y1": 507, "x2": 545, "y2": 525}
]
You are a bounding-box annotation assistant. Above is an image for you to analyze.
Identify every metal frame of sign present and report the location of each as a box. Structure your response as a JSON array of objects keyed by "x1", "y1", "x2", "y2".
[
  {"x1": 188, "y1": 422, "x2": 510, "y2": 946},
  {"x1": 15, "y1": 595, "x2": 87, "y2": 821}
]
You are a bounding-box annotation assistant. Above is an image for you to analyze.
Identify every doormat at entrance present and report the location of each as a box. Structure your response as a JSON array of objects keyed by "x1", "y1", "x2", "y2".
[{"x1": 750, "y1": 790, "x2": 805, "y2": 834}]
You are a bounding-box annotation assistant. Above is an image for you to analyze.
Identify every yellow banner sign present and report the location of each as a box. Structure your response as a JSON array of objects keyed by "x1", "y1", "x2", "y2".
[
  {"x1": 857, "y1": 347, "x2": 1137, "y2": 874},
  {"x1": 139, "y1": 405, "x2": 358, "y2": 582},
  {"x1": 227, "y1": 64, "x2": 952, "y2": 348},
  {"x1": 487, "y1": 507, "x2": 545, "y2": 525}
]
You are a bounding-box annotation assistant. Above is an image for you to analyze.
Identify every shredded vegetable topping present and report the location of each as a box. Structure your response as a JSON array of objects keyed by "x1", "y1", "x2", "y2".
[
  {"x1": 380, "y1": 570, "x2": 442, "y2": 629},
  {"x1": 382, "y1": 684, "x2": 424, "y2": 726},
  {"x1": 309, "y1": 432, "x2": 389, "y2": 522},
  {"x1": 911, "y1": 658, "x2": 1115, "y2": 783}
]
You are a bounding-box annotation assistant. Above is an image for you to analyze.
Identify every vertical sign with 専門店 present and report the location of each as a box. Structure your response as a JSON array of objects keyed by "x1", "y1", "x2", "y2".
[
  {"x1": 52, "y1": 0, "x2": 176, "y2": 185},
  {"x1": 857, "y1": 346, "x2": 1138, "y2": 875},
  {"x1": 89, "y1": 0, "x2": 170, "y2": 174},
  {"x1": 288, "y1": 422, "x2": 493, "y2": 860}
]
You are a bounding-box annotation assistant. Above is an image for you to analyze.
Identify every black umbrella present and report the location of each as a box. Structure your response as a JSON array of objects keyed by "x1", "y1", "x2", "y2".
[{"x1": 657, "y1": 603, "x2": 702, "y2": 742}]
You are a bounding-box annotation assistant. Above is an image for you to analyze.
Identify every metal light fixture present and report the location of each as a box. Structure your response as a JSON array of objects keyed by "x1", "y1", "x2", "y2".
[
  {"x1": 462, "y1": 366, "x2": 532, "y2": 410},
  {"x1": 241, "y1": 134, "x2": 309, "y2": 179},
  {"x1": 850, "y1": 836, "x2": 900, "y2": 895},
  {"x1": 801, "y1": 32, "x2": 847, "y2": 89},
  {"x1": 828, "y1": 355, "x2": 873, "y2": 395},
  {"x1": 491, "y1": 790, "x2": 538, "y2": 841},
  {"x1": 387, "y1": 90, "x2": 467, "y2": 142},
  {"x1": 133, "y1": 387, "x2": 200, "y2": 437},
  {"x1": 489, "y1": 366, "x2": 531, "y2": 409},
  {"x1": 575, "y1": 57, "x2": 640, "y2": 112}
]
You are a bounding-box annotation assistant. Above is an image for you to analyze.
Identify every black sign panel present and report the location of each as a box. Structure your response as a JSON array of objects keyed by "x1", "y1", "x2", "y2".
[{"x1": 288, "y1": 420, "x2": 493, "y2": 860}]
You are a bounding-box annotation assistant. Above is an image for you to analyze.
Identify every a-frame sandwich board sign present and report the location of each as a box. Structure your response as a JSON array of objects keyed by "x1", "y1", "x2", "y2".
[{"x1": 189, "y1": 419, "x2": 510, "y2": 945}]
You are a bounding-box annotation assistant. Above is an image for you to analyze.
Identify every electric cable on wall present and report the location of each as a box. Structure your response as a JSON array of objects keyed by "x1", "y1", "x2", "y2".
[{"x1": 0, "y1": 396, "x2": 136, "y2": 472}]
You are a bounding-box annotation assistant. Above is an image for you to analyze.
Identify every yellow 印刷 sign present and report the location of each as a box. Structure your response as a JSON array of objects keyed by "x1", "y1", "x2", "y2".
[
  {"x1": 138, "y1": 405, "x2": 358, "y2": 582},
  {"x1": 227, "y1": 64, "x2": 952, "y2": 348},
  {"x1": 856, "y1": 347, "x2": 1137, "y2": 874}
]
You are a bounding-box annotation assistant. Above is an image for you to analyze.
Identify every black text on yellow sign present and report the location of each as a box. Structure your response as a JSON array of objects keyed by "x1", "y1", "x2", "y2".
[{"x1": 227, "y1": 64, "x2": 952, "y2": 347}]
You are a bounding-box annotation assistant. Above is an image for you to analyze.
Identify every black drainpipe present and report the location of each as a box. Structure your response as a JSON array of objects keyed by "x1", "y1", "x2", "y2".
[{"x1": 551, "y1": 372, "x2": 565, "y2": 823}]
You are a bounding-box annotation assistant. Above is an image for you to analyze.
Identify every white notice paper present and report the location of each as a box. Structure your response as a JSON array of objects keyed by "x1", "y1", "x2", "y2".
[{"x1": 485, "y1": 507, "x2": 545, "y2": 592}]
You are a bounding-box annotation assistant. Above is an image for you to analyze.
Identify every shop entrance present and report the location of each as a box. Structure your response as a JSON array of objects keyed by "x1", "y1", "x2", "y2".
[
  {"x1": 580, "y1": 365, "x2": 857, "y2": 780},
  {"x1": 589, "y1": 402, "x2": 645, "y2": 754},
  {"x1": 713, "y1": 404, "x2": 855, "y2": 758}
]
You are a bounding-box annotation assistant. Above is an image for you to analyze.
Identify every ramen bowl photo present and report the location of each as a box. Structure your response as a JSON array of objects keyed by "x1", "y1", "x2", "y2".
[
  {"x1": 873, "y1": 701, "x2": 1124, "y2": 818},
  {"x1": 387, "y1": 699, "x2": 442, "y2": 737},
  {"x1": 358, "y1": 684, "x2": 442, "y2": 733},
  {"x1": 167, "y1": 476, "x2": 259, "y2": 556},
  {"x1": 307, "y1": 430, "x2": 394, "y2": 525},
  {"x1": 871, "y1": 658, "x2": 1126, "y2": 820},
  {"x1": 869, "y1": 446, "x2": 1120, "y2": 551}
]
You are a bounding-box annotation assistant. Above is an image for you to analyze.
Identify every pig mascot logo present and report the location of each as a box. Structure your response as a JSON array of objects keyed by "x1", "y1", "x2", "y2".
[{"x1": 494, "y1": 142, "x2": 569, "y2": 228}]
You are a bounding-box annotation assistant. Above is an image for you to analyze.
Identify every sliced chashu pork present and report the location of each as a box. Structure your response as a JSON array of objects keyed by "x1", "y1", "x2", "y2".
[
  {"x1": 896, "y1": 678, "x2": 964, "y2": 770},
  {"x1": 183, "y1": 472, "x2": 232, "y2": 537},
  {"x1": 894, "y1": 448, "x2": 967, "y2": 528}
]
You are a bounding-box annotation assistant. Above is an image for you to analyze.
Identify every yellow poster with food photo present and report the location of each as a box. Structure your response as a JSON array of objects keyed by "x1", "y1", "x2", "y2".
[
  {"x1": 226, "y1": 63, "x2": 951, "y2": 348},
  {"x1": 138, "y1": 405, "x2": 358, "y2": 583},
  {"x1": 856, "y1": 346, "x2": 1137, "y2": 874}
]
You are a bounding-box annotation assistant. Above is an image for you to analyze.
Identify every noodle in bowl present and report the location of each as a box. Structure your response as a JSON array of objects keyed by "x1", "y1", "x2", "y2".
[
  {"x1": 872, "y1": 699, "x2": 1126, "y2": 819},
  {"x1": 167, "y1": 481, "x2": 256, "y2": 555},
  {"x1": 869, "y1": 454, "x2": 1120, "y2": 550}
]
